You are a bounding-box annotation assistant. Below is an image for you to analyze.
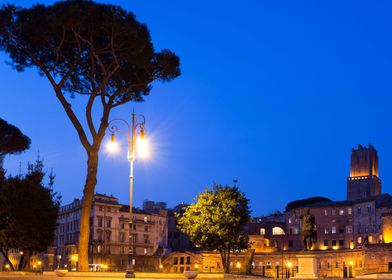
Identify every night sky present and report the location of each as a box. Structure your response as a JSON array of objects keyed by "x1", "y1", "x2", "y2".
[{"x1": 1, "y1": 1, "x2": 392, "y2": 216}]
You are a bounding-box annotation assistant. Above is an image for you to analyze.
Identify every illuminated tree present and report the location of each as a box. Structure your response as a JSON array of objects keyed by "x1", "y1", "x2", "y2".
[
  {"x1": 178, "y1": 185, "x2": 250, "y2": 273},
  {"x1": 0, "y1": 0, "x2": 180, "y2": 270}
]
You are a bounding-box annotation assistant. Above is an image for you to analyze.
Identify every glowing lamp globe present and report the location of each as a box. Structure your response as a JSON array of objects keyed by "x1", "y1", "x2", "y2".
[
  {"x1": 136, "y1": 136, "x2": 150, "y2": 158},
  {"x1": 106, "y1": 133, "x2": 119, "y2": 153}
]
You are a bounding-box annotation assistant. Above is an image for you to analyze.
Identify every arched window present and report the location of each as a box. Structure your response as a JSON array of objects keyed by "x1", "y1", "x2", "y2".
[{"x1": 272, "y1": 227, "x2": 285, "y2": 235}]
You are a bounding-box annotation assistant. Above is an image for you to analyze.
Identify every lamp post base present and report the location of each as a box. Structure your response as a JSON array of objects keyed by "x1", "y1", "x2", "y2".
[{"x1": 125, "y1": 270, "x2": 135, "y2": 278}]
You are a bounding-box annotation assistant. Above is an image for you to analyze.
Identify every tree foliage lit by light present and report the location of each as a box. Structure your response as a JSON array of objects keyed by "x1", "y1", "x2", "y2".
[{"x1": 177, "y1": 184, "x2": 250, "y2": 273}]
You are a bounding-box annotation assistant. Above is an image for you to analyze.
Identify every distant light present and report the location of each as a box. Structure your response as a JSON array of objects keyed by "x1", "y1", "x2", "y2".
[
  {"x1": 286, "y1": 261, "x2": 293, "y2": 268},
  {"x1": 349, "y1": 260, "x2": 354, "y2": 266},
  {"x1": 159, "y1": 264, "x2": 163, "y2": 269},
  {"x1": 236, "y1": 262, "x2": 241, "y2": 269}
]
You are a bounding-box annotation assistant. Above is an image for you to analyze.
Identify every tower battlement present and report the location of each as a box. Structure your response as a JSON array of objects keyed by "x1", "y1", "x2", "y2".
[{"x1": 347, "y1": 144, "x2": 381, "y2": 201}]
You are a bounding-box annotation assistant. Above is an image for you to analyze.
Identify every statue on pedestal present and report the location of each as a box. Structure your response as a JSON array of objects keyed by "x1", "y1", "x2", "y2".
[{"x1": 302, "y1": 209, "x2": 317, "y2": 251}]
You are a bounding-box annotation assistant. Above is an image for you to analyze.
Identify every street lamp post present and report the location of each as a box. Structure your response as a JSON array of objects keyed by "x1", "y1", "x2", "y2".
[{"x1": 107, "y1": 111, "x2": 148, "y2": 278}]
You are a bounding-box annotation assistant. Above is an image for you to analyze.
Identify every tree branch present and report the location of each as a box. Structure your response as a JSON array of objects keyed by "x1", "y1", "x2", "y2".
[{"x1": 54, "y1": 88, "x2": 92, "y2": 150}]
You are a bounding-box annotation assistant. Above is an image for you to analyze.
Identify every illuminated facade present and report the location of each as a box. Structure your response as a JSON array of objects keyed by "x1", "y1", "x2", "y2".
[
  {"x1": 53, "y1": 193, "x2": 168, "y2": 271},
  {"x1": 347, "y1": 144, "x2": 381, "y2": 201}
]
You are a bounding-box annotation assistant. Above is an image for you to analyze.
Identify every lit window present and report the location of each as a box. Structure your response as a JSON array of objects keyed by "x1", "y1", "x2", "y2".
[
  {"x1": 324, "y1": 210, "x2": 328, "y2": 216},
  {"x1": 331, "y1": 227, "x2": 336, "y2": 234},
  {"x1": 357, "y1": 237, "x2": 362, "y2": 244},
  {"x1": 339, "y1": 210, "x2": 344, "y2": 215},
  {"x1": 325, "y1": 228, "x2": 329, "y2": 234},
  {"x1": 368, "y1": 236, "x2": 373, "y2": 243},
  {"x1": 144, "y1": 248, "x2": 147, "y2": 255},
  {"x1": 348, "y1": 208, "x2": 352, "y2": 215},
  {"x1": 272, "y1": 227, "x2": 285, "y2": 235},
  {"x1": 346, "y1": 226, "x2": 353, "y2": 234},
  {"x1": 144, "y1": 216, "x2": 148, "y2": 222},
  {"x1": 260, "y1": 228, "x2": 265, "y2": 235},
  {"x1": 293, "y1": 227, "x2": 299, "y2": 235},
  {"x1": 288, "y1": 218, "x2": 292, "y2": 224}
]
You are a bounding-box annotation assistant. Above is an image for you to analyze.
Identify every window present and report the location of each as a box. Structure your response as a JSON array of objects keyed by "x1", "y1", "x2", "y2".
[
  {"x1": 260, "y1": 228, "x2": 265, "y2": 235},
  {"x1": 288, "y1": 218, "x2": 292, "y2": 224},
  {"x1": 367, "y1": 205, "x2": 372, "y2": 213},
  {"x1": 332, "y1": 209, "x2": 336, "y2": 216},
  {"x1": 144, "y1": 216, "x2": 148, "y2": 222},
  {"x1": 272, "y1": 227, "x2": 285, "y2": 235},
  {"x1": 348, "y1": 208, "x2": 352, "y2": 215},
  {"x1": 293, "y1": 227, "x2": 299, "y2": 235},
  {"x1": 180, "y1": 257, "x2": 184, "y2": 265},
  {"x1": 324, "y1": 210, "x2": 328, "y2": 216},
  {"x1": 99, "y1": 206, "x2": 103, "y2": 211},
  {"x1": 288, "y1": 240, "x2": 293, "y2": 248},
  {"x1": 106, "y1": 218, "x2": 112, "y2": 228},
  {"x1": 97, "y1": 245, "x2": 102, "y2": 253},
  {"x1": 186, "y1": 257, "x2": 190, "y2": 264},
  {"x1": 325, "y1": 228, "x2": 329, "y2": 234},
  {"x1": 332, "y1": 240, "x2": 337, "y2": 246},
  {"x1": 357, "y1": 207, "x2": 362, "y2": 215},
  {"x1": 331, "y1": 227, "x2": 336, "y2": 234},
  {"x1": 97, "y1": 216, "x2": 103, "y2": 227},
  {"x1": 144, "y1": 225, "x2": 149, "y2": 232},
  {"x1": 368, "y1": 235, "x2": 373, "y2": 243},
  {"x1": 173, "y1": 257, "x2": 178, "y2": 265},
  {"x1": 357, "y1": 236, "x2": 362, "y2": 244},
  {"x1": 97, "y1": 230, "x2": 103, "y2": 240},
  {"x1": 339, "y1": 240, "x2": 344, "y2": 246},
  {"x1": 119, "y1": 232, "x2": 125, "y2": 242},
  {"x1": 339, "y1": 209, "x2": 344, "y2": 215},
  {"x1": 144, "y1": 248, "x2": 147, "y2": 255},
  {"x1": 324, "y1": 240, "x2": 328, "y2": 246},
  {"x1": 346, "y1": 226, "x2": 353, "y2": 234},
  {"x1": 121, "y1": 223, "x2": 125, "y2": 229},
  {"x1": 106, "y1": 230, "x2": 111, "y2": 241}
]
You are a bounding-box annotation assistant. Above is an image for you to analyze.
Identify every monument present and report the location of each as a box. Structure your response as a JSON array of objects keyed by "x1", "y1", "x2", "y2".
[{"x1": 293, "y1": 209, "x2": 318, "y2": 279}]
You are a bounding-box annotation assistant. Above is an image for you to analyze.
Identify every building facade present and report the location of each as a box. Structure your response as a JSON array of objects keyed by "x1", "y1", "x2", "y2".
[{"x1": 53, "y1": 193, "x2": 168, "y2": 271}]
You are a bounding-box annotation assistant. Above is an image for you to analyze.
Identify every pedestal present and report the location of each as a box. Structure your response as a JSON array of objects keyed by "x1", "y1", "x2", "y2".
[{"x1": 292, "y1": 253, "x2": 318, "y2": 279}]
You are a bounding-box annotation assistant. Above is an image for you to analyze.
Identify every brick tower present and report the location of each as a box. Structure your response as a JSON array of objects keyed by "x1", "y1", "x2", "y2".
[{"x1": 347, "y1": 144, "x2": 381, "y2": 201}]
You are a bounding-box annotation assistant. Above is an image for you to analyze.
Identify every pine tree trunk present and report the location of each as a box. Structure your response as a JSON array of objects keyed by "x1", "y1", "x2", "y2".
[{"x1": 77, "y1": 148, "x2": 99, "y2": 271}]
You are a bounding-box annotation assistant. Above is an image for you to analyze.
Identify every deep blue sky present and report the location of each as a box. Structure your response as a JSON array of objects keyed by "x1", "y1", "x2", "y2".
[{"x1": 1, "y1": 1, "x2": 392, "y2": 215}]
